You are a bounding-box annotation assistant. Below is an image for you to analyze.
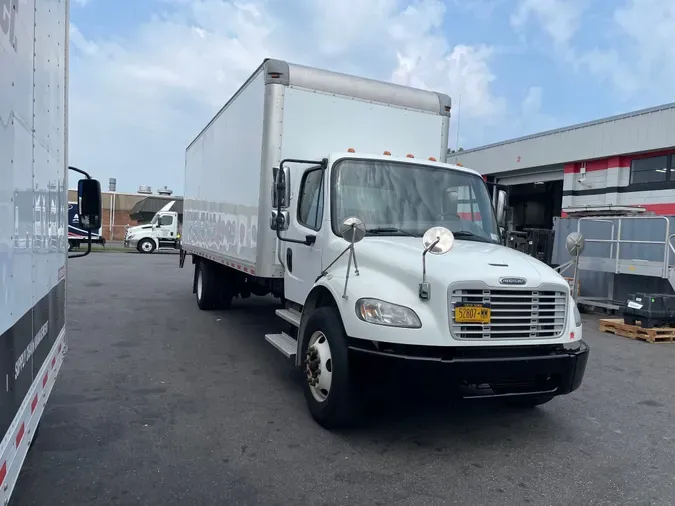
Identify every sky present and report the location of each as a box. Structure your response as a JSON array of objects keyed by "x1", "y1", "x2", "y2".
[{"x1": 68, "y1": 0, "x2": 675, "y2": 194}]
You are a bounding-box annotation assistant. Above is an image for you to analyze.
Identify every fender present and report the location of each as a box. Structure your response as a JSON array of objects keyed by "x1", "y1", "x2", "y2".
[{"x1": 295, "y1": 279, "x2": 346, "y2": 367}]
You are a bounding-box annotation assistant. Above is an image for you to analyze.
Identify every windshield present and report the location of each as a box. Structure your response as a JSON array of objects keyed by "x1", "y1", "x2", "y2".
[
  {"x1": 150, "y1": 213, "x2": 159, "y2": 225},
  {"x1": 331, "y1": 159, "x2": 500, "y2": 243}
]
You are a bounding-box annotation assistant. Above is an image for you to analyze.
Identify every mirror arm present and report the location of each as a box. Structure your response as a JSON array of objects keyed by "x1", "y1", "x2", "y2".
[
  {"x1": 68, "y1": 165, "x2": 92, "y2": 180},
  {"x1": 68, "y1": 230, "x2": 93, "y2": 259}
]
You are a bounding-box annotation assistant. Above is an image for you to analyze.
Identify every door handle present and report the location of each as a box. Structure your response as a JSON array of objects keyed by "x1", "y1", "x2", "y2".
[{"x1": 286, "y1": 248, "x2": 293, "y2": 273}]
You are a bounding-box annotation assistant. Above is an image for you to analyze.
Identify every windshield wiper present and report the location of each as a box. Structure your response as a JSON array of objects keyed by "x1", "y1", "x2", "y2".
[
  {"x1": 366, "y1": 227, "x2": 418, "y2": 237},
  {"x1": 452, "y1": 230, "x2": 493, "y2": 243}
]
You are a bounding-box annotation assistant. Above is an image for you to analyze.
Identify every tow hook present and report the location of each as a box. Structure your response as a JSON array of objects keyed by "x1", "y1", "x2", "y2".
[{"x1": 306, "y1": 345, "x2": 321, "y2": 387}]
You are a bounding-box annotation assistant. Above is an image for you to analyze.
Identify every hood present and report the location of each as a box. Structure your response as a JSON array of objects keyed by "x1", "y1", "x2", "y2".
[
  {"x1": 352, "y1": 237, "x2": 567, "y2": 290},
  {"x1": 126, "y1": 224, "x2": 153, "y2": 234}
]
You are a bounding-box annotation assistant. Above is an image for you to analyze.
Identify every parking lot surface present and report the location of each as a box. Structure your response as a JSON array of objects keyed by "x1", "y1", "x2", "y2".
[{"x1": 11, "y1": 253, "x2": 675, "y2": 505}]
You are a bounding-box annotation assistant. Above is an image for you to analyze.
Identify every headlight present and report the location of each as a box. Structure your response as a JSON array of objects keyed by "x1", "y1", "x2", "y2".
[
  {"x1": 573, "y1": 302, "x2": 581, "y2": 327},
  {"x1": 355, "y1": 298, "x2": 422, "y2": 328}
]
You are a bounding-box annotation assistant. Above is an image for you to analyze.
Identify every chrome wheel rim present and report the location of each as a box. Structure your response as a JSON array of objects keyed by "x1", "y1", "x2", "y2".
[{"x1": 305, "y1": 331, "x2": 333, "y2": 403}]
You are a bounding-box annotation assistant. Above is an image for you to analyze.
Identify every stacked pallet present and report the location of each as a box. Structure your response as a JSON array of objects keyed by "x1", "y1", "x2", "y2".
[{"x1": 599, "y1": 319, "x2": 675, "y2": 343}]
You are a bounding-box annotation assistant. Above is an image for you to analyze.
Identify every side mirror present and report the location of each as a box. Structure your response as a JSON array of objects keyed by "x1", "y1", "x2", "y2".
[
  {"x1": 272, "y1": 166, "x2": 291, "y2": 209},
  {"x1": 495, "y1": 189, "x2": 507, "y2": 226},
  {"x1": 77, "y1": 178, "x2": 102, "y2": 231}
]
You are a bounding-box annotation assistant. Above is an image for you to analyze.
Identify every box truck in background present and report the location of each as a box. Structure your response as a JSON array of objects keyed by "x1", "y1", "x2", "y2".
[
  {"x1": 69, "y1": 202, "x2": 106, "y2": 250},
  {"x1": 180, "y1": 59, "x2": 589, "y2": 429},
  {"x1": 1, "y1": 1, "x2": 102, "y2": 503}
]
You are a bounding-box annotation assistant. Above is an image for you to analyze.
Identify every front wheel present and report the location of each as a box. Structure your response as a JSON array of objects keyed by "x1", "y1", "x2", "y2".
[
  {"x1": 301, "y1": 307, "x2": 356, "y2": 429},
  {"x1": 138, "y1": 239, "x2": 156, "y2": 254}
]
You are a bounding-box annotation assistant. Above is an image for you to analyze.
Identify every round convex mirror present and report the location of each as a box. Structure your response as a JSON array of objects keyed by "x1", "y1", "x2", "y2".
[
  {"x1": 422, "y1": 227, "x2": 454, "y2": 255},
  {"x1": 340, "y1": 217, "x2": 366, "y2": 243},
  {"x1": 565, "y1": 232, "x2": 585, "y2": 256}
]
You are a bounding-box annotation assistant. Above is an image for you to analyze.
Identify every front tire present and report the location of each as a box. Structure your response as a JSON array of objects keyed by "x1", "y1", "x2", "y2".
[
  {"x1": 301, "y1": 307, "x2": 356, "y2": 429},
  {"x1": 138, "y1": 239, "x2": 156, "y2": 254}
]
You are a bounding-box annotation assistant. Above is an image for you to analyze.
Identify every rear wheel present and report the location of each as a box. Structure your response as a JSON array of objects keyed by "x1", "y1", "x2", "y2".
[
  {"x1": 138, "y1": 239, "x2": 156, "y2": 254},
  {"x1": 301, "y1": 307, "x2": 356, "y2": 429},
  {"x1": 195, "y1": 261, "x2": 232, "y2": 310}
]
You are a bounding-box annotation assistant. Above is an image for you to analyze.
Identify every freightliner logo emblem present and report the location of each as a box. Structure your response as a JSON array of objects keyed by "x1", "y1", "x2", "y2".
[{"x1": 499, "y1": 277, "x2": 527, "y2": 285}]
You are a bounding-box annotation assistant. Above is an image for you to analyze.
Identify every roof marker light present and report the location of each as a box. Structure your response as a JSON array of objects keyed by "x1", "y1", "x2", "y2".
[
  {"x1": 383, "y1": 151, "x2": 391, "y2": 155},
  {"x1": 406, "y1": 154, "x2": 414, "y2": 158},
  {"x1": 347, "y1": 148, "x2": 355, "y2": 153},
  {"x1": 428, "y1": 157, "x2": 437, "y2": 161}
]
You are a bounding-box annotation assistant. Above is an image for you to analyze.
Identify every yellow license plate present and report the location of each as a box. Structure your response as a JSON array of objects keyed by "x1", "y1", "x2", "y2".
[{"x1": 454, "y1": 305, "x2": 491, "y2": 324}]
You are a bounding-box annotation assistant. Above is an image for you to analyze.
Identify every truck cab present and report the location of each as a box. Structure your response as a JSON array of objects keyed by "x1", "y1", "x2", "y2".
[
  {"x1": 124, "y1": 201, "x2": 180, "y2": 253},
  {"x1": 266, "y1": 151, "x2": 588, "y2": 427}
]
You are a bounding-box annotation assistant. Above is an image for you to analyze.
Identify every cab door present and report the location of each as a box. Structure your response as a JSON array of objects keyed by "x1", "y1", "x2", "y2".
[{"x1": 283, "y1": 166, "x2": 325, "y2": 304}]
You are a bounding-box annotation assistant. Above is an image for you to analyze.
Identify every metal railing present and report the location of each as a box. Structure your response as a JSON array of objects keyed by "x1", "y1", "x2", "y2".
[{"x1": 577, "y1": 216, "x2": 671, "y2": 278}]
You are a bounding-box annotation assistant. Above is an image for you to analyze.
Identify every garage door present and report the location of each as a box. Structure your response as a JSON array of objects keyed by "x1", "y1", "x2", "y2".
[{"x1": 496, "y1": 165, "x2": 564, "y2": 185}]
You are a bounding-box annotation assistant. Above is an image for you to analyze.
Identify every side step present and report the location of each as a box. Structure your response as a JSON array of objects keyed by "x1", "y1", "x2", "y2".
[
  {"x1": 275, "y1": 308, "x2": 301, "y2": 327},
  {"x1": 265, "y1": 332, "x2": 297, "y2": 359}
]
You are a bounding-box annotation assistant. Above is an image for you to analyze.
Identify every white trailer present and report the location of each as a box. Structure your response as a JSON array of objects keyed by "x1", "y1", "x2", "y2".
[
  {"x1": 180, "y1": 59, "x2": 589, "y2": 429},
  {"x1": 1, "y1": 1, "x2": 102, "y2": 502}
]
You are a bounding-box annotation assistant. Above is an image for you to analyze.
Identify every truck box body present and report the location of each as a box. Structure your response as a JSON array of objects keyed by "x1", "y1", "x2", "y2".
[
  {"x1": 1, "y1": 0, "x2": 69, "y2": 501},
  {"x1": 182, "y1": 59, "x2": 452, "y2": 278}
]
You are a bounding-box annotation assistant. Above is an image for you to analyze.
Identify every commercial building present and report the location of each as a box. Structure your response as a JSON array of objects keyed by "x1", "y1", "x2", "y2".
[{"x1": 452, "y1": 102, "x2": 675, "y2": 231}]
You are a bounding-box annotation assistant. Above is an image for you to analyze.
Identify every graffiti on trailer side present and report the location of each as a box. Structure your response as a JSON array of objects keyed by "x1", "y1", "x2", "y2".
[
  {"x1": 12, "y1": 184, "x2": 67, "y2": 252},
  {"x1": 182, "y1": 201, "x2": 258, "y2": 262},
  {"x1": 0, "y1": 0, "x2": 19, "y2": 52}
]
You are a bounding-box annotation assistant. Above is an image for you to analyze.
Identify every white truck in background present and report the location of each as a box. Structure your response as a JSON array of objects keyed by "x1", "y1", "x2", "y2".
[
  {"x1": 124, "y1": 200, "x2": 181, "y2": 253},
  {"x1": 179, "y1": 59, "x2": 589, "y2": 429},
  {"x1": 1, "y1": 0, "x2": 102, "y2": 502}
]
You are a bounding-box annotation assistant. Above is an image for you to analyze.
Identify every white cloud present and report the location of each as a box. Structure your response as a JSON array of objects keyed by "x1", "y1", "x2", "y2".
[
  {"x1": 68, "y1": 0, "x2": 508, "y2": 192},
  {"x1": 511, "y1": 0, "x2": 586, "y2": 48},
  {"x1": 511, "y1": 0, "x2": 675, "y2": 103}
]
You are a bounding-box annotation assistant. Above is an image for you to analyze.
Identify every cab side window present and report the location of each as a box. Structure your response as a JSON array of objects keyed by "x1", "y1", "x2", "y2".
[
  {"x1": 159, "y1": 215, "x2": 174, "y2": 226},
  {"x1": 297, "y1": 168, "x2": 324, "y2": 231}
]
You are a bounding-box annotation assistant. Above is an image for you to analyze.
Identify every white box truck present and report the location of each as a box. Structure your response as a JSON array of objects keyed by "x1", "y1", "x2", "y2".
[
  {"x1": 180, "y1": 59, "x2": 589, "y2": 428},
  {"x1": 1, "y1": 1, "x2": 102, "y2": 503}
]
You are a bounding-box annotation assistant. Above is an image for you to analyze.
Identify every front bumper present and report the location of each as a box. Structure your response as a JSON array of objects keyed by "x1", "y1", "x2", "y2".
[
  {"x1": 349, "y1": 339, "x2": 589, "y2": 398},
  {"x1": 123, "y1": 238, "x2": 138, "y2": 248}
]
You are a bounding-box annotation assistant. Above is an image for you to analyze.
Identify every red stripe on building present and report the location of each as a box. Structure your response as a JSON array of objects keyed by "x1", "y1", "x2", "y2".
[
  {"x1": 15, "y1": 423, "x2": 25, "y2": 447},
  {"x1": 42, "y1": 372, "x2": 48, "y2": 388},
  {"x1": 640, "y1": 203, "x2": 675, "y2": 215},
  {"x1": 31, "y1": 395, "x2": 38, "y2": 414},
  {"x1": 562, "y1": 204, "x2": 675, "y2": 217},
  {"x1": 0, "y1": 462, "x2": 6, "y2": 487},
  {"x1": 564, "y1": 156, "x2": 630, "y2": 174}
]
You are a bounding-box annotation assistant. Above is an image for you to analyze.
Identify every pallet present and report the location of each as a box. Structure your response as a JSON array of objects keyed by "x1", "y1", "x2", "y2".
[{"x1": 599, "y1": 318, "x2": 675, "y2": 343}]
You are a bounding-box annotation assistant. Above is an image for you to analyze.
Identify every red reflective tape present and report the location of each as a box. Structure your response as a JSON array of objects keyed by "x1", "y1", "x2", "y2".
[
  {"x1": 15, "y1": 423, "x2": 25, "y2": 447},
  {"x1": 58, "y1": 343, "x2": 62, "y2": 353},
  {"x1": 43, "y1": 372, "x2": 48, "y2": 388},
  {"x1": 0, "y1": 462, "x2": 6, "y2": 487},
  {"x1": 51, "y1": 356, "x2": 56, "y2": 368},
  {"x1": 31, "y1": 394, "x2": 38, "y2": 413}
]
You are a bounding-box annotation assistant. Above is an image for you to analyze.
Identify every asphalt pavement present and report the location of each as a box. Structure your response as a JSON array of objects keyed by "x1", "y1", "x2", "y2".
[{"x1": 11, "y1": 253, "x2": 675, "y2": 505}]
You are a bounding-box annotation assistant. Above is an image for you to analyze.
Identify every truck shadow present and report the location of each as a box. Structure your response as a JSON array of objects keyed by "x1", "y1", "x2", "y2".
[{"x1": 212, "y1": 297, "x2": 571, "y2": 439}]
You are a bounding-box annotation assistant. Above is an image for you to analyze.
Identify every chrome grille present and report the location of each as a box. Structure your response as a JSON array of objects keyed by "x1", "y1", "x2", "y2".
[{"x1": 449, "y1": 288, "x2": 567, "y2": 340}]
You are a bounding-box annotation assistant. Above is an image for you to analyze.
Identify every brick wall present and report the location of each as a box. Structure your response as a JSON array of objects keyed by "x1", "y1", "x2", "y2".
[
  {"x1": 100, "y1": 209, "x2": 141, "y2": 241},
  {"x1": 68, "y1": 189, "x2": 148, "y2": 241}
]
